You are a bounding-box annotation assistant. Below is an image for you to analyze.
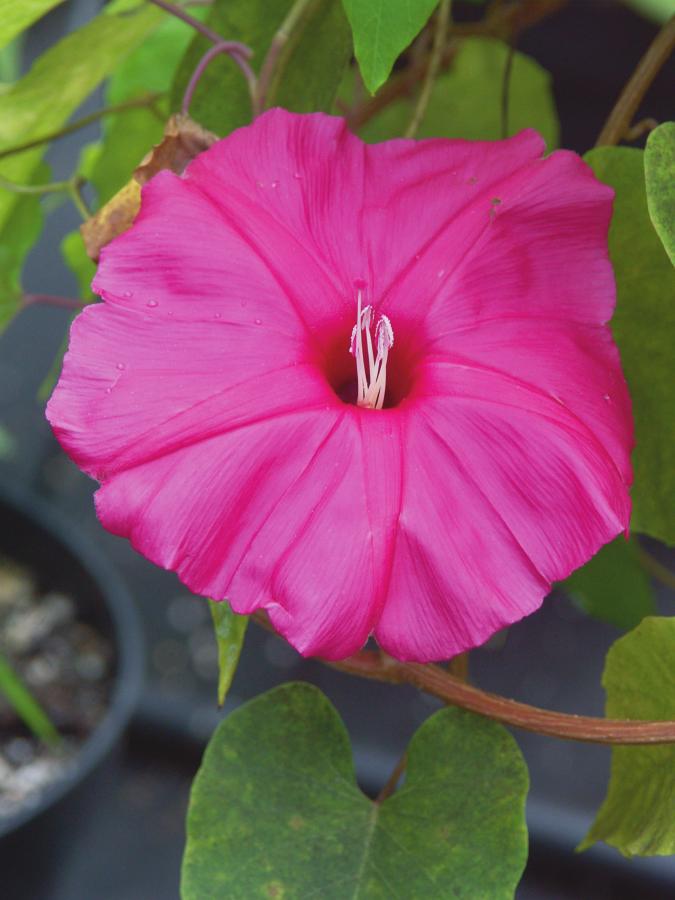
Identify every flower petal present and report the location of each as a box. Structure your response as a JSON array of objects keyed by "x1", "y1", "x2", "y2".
[
  {"x1": 427, "y1": 318, "x2": 632, "y2": 485},
  {"x1": 375, "y1": 410, "x2": 548, "y2": 662},
  {"x1": 95, "y1": 410, "x2": 381, "y2": 660},
  {"x1": 47, "y1": 302, "x2": 333, "y2": 480},
  {"x1": 421, "y1": 149, "x2": 615, "y2": 336}
]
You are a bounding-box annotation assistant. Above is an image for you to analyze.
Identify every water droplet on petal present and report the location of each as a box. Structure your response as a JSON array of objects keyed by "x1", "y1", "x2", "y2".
[
  {"x1": 116, "y1": 363, "x2": 125, "y2": 370},
  {"x1": 603, "y1": 393, "x2": 611, "y2": 402},
  {"x1": 214, "y1": 312, "x2": 222, "y2": 319},
  {"x1": 254, "y1": 318, "x2": 262, "y2": 325},
  {"x1": 104, "y1": 387, "x2": 112, "y2": 394},
  {"x1": 437, "y1": 269, "x2": 445, "y2": 279},
  {"x1": 271, "y1": 180, "x2": 279, "y2": 189},
  {"x1": 123, "y1": 290, "x2": 133, "y2": 298},
  {"x1": 240, "y1": 299, "x2": 248, "y2": 308},
  {"x1": 255, "y1": 180, "x2": 264, "y2": 188},
  {"x1": 146, "y1": 299, "x2": 159, "y2": 308},
  {"x1": 414, "y1": 253, "x2": 421, "y2": 261},
  {"x1": 293, "y1": 172, "x2": 302, "y2": 180}
]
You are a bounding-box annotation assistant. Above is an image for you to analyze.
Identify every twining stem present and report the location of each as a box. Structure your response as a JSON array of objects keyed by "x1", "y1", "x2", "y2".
[
  {"x1": 148, "y1": 0, "x2": 257, "y2": 116},
  {"x1": 254, "y1": 0, "x2": 313, "y2": 115},
  {"x1": 0, "y1": 94, "x2": 164, "y2": 162},
  {"x1": 404, "y1": 0, "x2": 450, "y2": 139},
  {"x1": 22, "y1": 294, "x2": 84, "y2": 311},
  {"x1": 375, "y1": 752, "x2": 407, "y2": 804},
  {"x1": 637, "y1": 546, "x2": 675, "y2": 592},
  {"x1": 148, "y1": 0, "x2": 224, "y2": 44},
  {"x1": 251, "y1": 612, "x2": 675, "y2": 745},
  {"x1": 181, "y1": 42, "x2": 257, "y2": 115},
  {"x1": 0, "y1": 173, "x2": 90, "y2": 219},
  {"x1": 596, "y1": 13, "x2": 675, "y2": 147}
]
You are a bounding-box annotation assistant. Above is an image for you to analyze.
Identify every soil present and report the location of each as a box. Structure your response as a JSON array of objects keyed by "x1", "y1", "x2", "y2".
[{"x1": 0, "y1": 558, "x2": 114, "y2": 820}]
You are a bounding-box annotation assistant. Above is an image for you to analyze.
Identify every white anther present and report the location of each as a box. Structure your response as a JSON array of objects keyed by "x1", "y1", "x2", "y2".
[{"x1": 348, "y1": 289, "x2": 394, "y2": 410}]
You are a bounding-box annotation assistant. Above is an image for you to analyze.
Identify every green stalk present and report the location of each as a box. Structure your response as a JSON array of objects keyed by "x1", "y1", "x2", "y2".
[{"x1": 0, "y1": 650, "x2": 61, "y2": 748}]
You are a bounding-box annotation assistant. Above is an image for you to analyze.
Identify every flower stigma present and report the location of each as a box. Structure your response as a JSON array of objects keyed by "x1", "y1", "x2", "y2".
[{"x1": 349, "y1": 286, "x2": 394, "y2": 410}]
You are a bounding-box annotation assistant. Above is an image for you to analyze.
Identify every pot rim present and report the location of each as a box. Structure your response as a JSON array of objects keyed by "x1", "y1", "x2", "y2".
[{"x1": 0, "y1": 476, "x2": 144, "y2": 838}]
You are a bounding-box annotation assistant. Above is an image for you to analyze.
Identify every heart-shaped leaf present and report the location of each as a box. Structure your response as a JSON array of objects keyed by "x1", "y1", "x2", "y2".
[
  {"x1": 580, "y1": 617, "x2": 675, "y2": 856},
  {"x1": 182, "y1": 682, "x2": 529, "y2": 898}
]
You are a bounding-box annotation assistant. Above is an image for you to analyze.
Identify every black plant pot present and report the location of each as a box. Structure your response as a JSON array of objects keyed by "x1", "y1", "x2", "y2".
[{"x1": 0, "y1": 477, "x2": 144, "y2": 900}]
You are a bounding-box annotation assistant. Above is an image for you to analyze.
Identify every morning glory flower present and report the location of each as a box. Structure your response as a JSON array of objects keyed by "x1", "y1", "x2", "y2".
[{"x1": 47, "y1": 109, "x2": 632, "y2": 662}]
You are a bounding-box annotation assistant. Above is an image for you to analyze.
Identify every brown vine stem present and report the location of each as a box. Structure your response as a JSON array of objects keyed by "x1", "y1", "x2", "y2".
[
  {"x1": 404, "y1": 0, "x2": 450, "y2": 139},
  {"x1": 251, "y1": 612, "x2": 675, "y2": 745},
  {"x1": 255, "y1": 0, "x2": 313, "y2": 115},
  {"x1": 375, "y1": 752, "x2": 408, "y2": 804},
  {"x1": 596, "y1": 13, "x2": 675, "y2": 147}
]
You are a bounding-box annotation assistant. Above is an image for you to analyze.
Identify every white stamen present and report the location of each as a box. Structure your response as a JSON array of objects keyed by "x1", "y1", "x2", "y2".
[{"x1": 348, "y1": 288, "x2": 394, "y2": 410}]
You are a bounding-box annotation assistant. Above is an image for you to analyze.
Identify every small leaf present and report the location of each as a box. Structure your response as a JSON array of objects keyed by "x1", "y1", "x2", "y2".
[
  {"x1": 644, "y1": 121, "x2": 675, "y2": 265},
  {"x1": 580, "y1": 617, "x2": 675, "y2": 856},
  {"x1": 622, "y1": 0, "x2": 675, "y2": 23},
  {"x1": 83, "y1": 11, "x2": 200, "y2": 209},
  {"x1": 564, "y1": 536, "x2": 654, "y2": 631},
  {"x1": 209, "y1": 600, "x2": 248, "y2": 707},
  {"x1": 355, "y1": 38, "x2": 559, "y2": 148},
  {"x1": 585, "y1": 147, "x2": 675, "y2": 545},
  {"x1": 0, "y1": 1, "x2": 163, "y2": 329},
  {"x1": 0, "y1": 163, "x2": 48, "y2": 329},
  {"x1": 342, "y1": 0, "x2": 440, "y2": 94},
  {"x1": 61, "y1": 231, "x2": 96, "y2": 301},
  {"x1": 0, "y1": 0, "x2": 65, "y2": 54},
  {"x1": 0, "y1": 650, "x2": 60, "y2": 746},
  {"x1": 171, "y1": 0, "x2": 351, "y2": 137},
  {"x1": 182, "y1": 683, "x2": 528, "y2": 899}
]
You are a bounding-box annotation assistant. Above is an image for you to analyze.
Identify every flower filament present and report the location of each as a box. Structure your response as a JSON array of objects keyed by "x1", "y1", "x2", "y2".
[{"x1": 349, "y1": 289, "x2": 394, "y2": 410}]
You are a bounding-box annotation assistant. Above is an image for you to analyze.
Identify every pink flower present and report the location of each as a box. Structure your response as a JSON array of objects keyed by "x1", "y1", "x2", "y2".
[{"x1": 47, "y1": 110, "x2": 632, "y2": 662}]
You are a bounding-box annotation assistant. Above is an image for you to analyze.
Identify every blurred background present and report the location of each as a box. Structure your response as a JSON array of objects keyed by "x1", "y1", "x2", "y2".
[{"x1": 0, "y1": 0, "x2": 673, "y2": 897}]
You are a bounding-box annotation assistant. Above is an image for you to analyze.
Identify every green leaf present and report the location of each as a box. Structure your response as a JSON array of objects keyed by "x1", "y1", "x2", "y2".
[
  {"x1": 0, "y1": 0, "x2": 65, "y2": 54},
  {"x1": 208, "y1": 600, "x2": 248, "y2": 707},
  {"x1": 182, "y1": 683, "x2": 528, "y2": 899},
  {"x1": 0, "y1": 649, "x2": 60, "y2": 746},
  {"x1": 645, "y1": 121, "x2": 675, "y2": 266},
  {"x1": 171, "y1": 0, "x2": 351, "y2": 137},
  {"x1": 580, "y1": 617, "x2": 675, "y2": 856},
  {"x1": 342, "y1": 0, "x2": 440, "y2": 94},
  {"x1": 61, "y1": 230, "x2": 95, "y2": 301},
  {"x1": 80, "y1": 13, "x2": 198, "y2": 209},
  {"x1": 622, "y1": 0, "x2": 675, "y2": 23},
  {"x1": 0, "y1": 2, "x2": 163, "y2": 328},
  {"x1": 0, "y1": 163, "x2": 48, "y2": 330},
  {"x1": 564, "y1": 537, "x2": 655, "y2": 631},
  {"x1": 357, "y1": 38, "x2": 559, "y2": 148},
  {"x1": 585, "y1": 147, "x2": 675, "y2": 545}
]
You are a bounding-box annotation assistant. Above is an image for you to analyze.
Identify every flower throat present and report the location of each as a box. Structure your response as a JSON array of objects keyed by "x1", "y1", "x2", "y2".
[{"x1": 349, "y1": 286, "x2": 394, "y2": 410}]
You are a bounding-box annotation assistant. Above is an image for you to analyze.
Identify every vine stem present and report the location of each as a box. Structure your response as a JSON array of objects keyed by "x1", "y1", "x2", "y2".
[
  {"x1": 255, "y1": 0, "x2": 313, "y2": 115},
  {"x1": 22, "y1": 294, "x2": 83, "y2": 311},
  {"x1": 251, "y1": 612, "x2": 675, "y2": 745},
  {"x1": 0, "y1": 94, "x2": 164, "y2": 162},
  {"x1": 181, "y1": 42, "x2": 257, "y2": 116},
  {"x1": 375, "y1": 752, "x2": 407, "y2": 804},
  {"x1": 148, "y1": 0, "x2": 257, "y2": 112},
  {"x1": 148, "y1": 0, "x2": 225, "y2": 45},
  {"x1": 404, "y1": 0, "x2": 450, "y2": 139},
  {"x1": 596, "y1": 13, "x2": 675, "y2": 147},
  {"x1": 0, "y1": 173, "x2": 90, "y2": 220}
]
